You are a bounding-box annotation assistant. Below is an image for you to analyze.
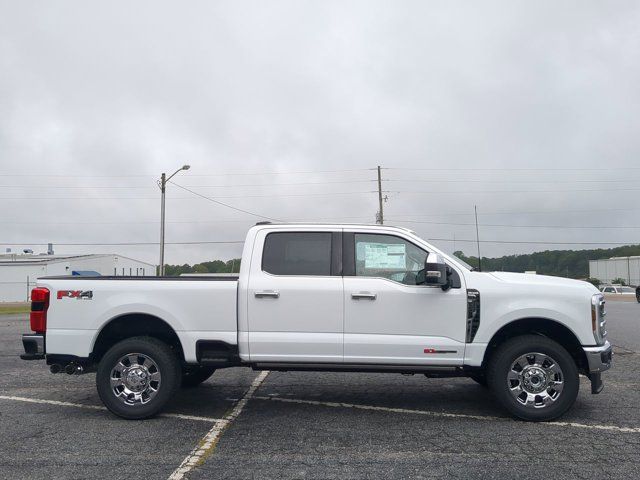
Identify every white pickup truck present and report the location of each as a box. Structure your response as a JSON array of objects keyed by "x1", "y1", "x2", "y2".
[{"x1": 21, "y1": 223, "x2": 612, "y2": 421}]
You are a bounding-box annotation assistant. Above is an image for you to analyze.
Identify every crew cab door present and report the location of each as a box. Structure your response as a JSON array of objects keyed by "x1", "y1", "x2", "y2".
[
  {"x1": 246, "y1": 229, "x2": 343, "y2": 363},
  {"x1": 343, "y1": 231, "x2": 467, "y2": 365}
]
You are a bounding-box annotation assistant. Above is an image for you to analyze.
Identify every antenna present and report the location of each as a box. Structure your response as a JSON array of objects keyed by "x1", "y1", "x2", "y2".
[
  {"x1": 376, "y1": 165, "x2": 384, "y2": 224},
  {"x1": 474, "y1": 205, "x2": 482, "y2": 272}
]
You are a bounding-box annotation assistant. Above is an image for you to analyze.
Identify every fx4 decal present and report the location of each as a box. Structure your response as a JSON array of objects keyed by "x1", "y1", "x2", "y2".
[{"x1": 57, "y1": 290, "x2": 93, "y2": 300}]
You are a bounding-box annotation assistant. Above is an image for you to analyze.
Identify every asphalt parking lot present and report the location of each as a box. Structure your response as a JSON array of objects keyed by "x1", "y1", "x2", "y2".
[{"x1": 1, "y1": 302, "x2": 639, "y2": 480}]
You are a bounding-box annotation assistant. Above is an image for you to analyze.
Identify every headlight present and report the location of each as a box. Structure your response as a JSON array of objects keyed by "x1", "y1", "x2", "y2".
[{"x1": 591, "y1": 293, "x2": 607, "y2": 345}]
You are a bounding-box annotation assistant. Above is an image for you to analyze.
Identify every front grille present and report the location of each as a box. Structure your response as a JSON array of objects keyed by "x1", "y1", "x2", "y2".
[{"x1": 466, "y1": 289, "x2": 480, "y2": 343}]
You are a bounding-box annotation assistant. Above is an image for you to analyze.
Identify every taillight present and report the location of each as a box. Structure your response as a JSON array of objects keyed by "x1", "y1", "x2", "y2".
[{"x1": 30, "y1": 287, "x2": 50, "y2": 334}]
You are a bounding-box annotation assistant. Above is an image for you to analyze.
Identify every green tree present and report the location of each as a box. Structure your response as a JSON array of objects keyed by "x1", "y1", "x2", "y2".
[{"x1": 585, "y1": 277, "x2": 602, "y2": 288}]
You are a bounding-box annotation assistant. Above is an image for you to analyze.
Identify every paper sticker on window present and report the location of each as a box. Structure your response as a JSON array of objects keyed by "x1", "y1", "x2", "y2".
[{"x1": 363, "y1": 243, "x2": 406, "y2": 269}]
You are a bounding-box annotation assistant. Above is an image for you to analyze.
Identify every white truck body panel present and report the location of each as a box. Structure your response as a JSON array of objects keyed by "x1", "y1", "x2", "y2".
[
  {"x1": 42, "y1": 279, "x2": 238, "y2": 362},
  {"x1": 245, "y1": 226, "x2": 343, "y2": 362}
]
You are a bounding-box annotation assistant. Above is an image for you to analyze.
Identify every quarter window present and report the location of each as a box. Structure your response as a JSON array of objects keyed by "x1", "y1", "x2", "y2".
[
  {"x1": 354, "y1": 233, "x2": 428, "y2": 285},
  {"x1": 262, "y1": 232, "x2": 332, "y2": 276}
]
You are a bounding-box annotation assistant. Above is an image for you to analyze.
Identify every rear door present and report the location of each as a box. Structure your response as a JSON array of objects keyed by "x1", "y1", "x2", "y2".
[
  {"x1": 342, "y1": 231, "x2": 467, "y2": 365},
  {"x1": 246, "y1": 228, "x2": 343, "y2": 363}
]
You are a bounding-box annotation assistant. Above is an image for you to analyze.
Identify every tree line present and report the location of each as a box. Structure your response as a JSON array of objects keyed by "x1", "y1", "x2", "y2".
[
  {"x1": 453, "y1": 244, "x2": 640, "y2": 279},
  {"x1": 164, "y1": 259, "x2": 241, "y2": 276}
]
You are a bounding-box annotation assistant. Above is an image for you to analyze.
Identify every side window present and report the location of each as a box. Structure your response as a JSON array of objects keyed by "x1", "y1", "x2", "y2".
[
  {"x1": 354, "y1": 233, "x2": 428, "y2": 285},
  {"x1": 603, "y1": 287, "x2": 614, "y2": 293},
  {"x1": 262, "y1": 232, "x2": 332, "y2": 276}
]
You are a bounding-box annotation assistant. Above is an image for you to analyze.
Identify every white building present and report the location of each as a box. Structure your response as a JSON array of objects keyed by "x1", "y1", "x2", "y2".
[
  {"x1": 0, "y1": 253, "x2": 156, "y2": 302},
  {"x1": 589, "y1": 256, "x2": 640, "y2": 286}
]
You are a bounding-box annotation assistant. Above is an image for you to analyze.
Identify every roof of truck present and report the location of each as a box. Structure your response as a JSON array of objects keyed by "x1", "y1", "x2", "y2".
[{"x1": 253, "y1": 221, "x2": 415, "y2": 233}]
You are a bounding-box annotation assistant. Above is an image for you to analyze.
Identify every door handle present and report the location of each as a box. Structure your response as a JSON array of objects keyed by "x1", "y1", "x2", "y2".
[
  {"x1": 254, "y1": 290, "x2": 280, "y2": 298},
  {"x1": 351, "y1": 292, "x2": 377, "y2": 300}
]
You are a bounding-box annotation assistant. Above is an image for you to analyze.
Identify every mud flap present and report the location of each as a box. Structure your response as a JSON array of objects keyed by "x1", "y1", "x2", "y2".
[{"x1": 589, "y1": 372, "x2": 603, "y2": 394}]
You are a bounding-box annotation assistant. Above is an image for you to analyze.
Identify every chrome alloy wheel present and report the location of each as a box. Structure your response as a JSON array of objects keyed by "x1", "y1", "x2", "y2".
[
  {"x1": 507, "y1": 352, "x2": 564, "y2": 409},
  {"x1": 110, "y1": 353, "x2": 161, "y2": 406}
]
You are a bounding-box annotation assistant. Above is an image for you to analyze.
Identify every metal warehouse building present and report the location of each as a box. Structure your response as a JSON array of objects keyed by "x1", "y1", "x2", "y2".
[
  {"x1": 589, "y1": 256, "x2": 640, "y2": 286},
  {"x1": 0, "y1": 253, "x2": 156, "y2": 302}
]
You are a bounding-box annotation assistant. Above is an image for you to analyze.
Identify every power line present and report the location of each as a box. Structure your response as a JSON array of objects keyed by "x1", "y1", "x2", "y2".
[
  {"x1": 0, "y1": 215, "x2": 373, "y2": 225},
  {"x1": 168, "y1": 181, "x2": 280, "y2": 221},
  {"x1": 385, "y1": 178, "x2": 640, "y2": 184},
  {"x1": 384, "y1": 167, "x2": 640, "y2": 171},
  {"x1": 0, "y1": 180, "x2": 376, "y2": 189},
  {"x1": 0, "y1": 241, "x2": 245, "y2": 246},
  {"x1": 388, "y1": 219, "x2": 640, "y2": 229},
  {"x1": 2, "y1": 238, "x2": 636, "y2": 247},
  {"x1": 0, "y1": 168, "x2": 374, "y2": 178},
  {"x1": 0, "y1": 191, "x2": 382, "y2": 200},
  {"x1": 428, "y1": 238, "x2": 640, "y2": 246},
  {"x1": 388, "y1": 207, "x2": 640, "y2": 217},
  {"x1": 389, "y1": 188, "x2": 640, "y2": 194}
]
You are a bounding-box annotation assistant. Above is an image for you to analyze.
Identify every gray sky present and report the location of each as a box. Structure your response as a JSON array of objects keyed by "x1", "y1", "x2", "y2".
[{"x1": 1, "y1": 1, "x2": 639, "y2": 266}]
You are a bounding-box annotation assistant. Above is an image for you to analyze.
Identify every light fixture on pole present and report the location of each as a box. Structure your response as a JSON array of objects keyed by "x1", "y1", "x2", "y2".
[{"x1": 158, "y1": 165, "x2": 190, "y2": 275}]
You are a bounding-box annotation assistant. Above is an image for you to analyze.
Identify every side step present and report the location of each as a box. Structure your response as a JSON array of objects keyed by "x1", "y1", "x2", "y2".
[
  {"x1": 196, "y1": 340, "x2": 241, "y2": 367},
  {"x1": 252, "y1": 362, "x2": 466, "y2": 377}
]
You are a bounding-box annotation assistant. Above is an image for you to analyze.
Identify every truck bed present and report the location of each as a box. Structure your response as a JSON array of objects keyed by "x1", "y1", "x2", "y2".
[{"x1": 37, "y1": 275, "x2": 240, "y2": 362}]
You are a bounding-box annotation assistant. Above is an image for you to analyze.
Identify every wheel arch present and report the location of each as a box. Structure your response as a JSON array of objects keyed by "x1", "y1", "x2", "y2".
[
  {"x1": 90, "y1": 313, "x2": 185, "y2": 363},
  {"x1": 482, "y1": 317, "x2": 588, "y2": 374}
]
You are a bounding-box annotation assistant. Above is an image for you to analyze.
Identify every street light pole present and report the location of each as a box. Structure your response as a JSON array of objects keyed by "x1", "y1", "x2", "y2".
[{"x1": 158, "y1": 165, "x2": 190, "y2": 275}]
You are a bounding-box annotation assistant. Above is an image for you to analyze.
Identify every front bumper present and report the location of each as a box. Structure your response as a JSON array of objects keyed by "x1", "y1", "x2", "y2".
[
  {"x1": 20, "y1": 334, "x2": 45, "y2": 360},
  {"x1": 584, "y1": 341, "x2": 613, "y2": 373},
  {"x1": 583, "y1": 341, "x2": 613, "y2": 394}
]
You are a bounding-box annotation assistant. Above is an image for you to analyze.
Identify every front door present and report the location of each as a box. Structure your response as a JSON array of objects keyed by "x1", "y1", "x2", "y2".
[
  {"x1": 343, "y1": 232, "x2": 467, "y2": 365},
  {"x1": 247, "y1": 229, "x2": 343, "y2": 363}
]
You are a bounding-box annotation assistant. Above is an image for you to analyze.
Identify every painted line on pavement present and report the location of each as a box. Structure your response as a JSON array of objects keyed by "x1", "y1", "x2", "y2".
[
  {"x1": 0, "y1": 395, "x2": 220, "y2": 423},
  {"x1": 168, "y1": 370, "x2": 270, "y2": 480},
  {"x1": 253, "y1": 395, "x2": 640, "y2": 434},
  {"x1": 254, "y1": 395, "x2": 501, "y2": 421}
]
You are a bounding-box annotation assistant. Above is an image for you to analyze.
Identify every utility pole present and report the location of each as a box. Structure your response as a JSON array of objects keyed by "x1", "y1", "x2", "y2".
[
  {"x1": 376, "y1": 165, "x2": 384, "y2": 224},
  {"x1": 474, "y1": 205, "x2": 482, "y2": 272},
  {"x1": 159, "y1": 172, "x2": 166, "y2": 276},
  {"x1": 158, "y1": 165, "x2": 191, "y2": 276}
]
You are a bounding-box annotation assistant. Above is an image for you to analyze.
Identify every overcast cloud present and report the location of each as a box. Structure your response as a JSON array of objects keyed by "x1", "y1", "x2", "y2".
[{"x1": 1, "y1": 1, "x2": 639, "y2": 266}]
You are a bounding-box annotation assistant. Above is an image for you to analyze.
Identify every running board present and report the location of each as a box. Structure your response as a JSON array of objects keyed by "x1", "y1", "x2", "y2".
[{"x1": 252, "y1": 362, "x2": 466, "y2": 376}]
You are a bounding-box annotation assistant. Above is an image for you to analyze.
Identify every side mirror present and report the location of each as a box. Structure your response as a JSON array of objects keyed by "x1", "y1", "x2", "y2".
[{"x1": 418, "y1": 253, "x2": 450, "y2": 290}]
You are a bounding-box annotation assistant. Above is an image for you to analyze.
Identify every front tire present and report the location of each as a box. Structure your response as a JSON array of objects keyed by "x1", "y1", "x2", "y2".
[
  {"x1": 487, "y1": 335, "x2": 579, "y2": 421},
  {"x1": 96, "y1": 336, "x2": 182, "y2": 420}
]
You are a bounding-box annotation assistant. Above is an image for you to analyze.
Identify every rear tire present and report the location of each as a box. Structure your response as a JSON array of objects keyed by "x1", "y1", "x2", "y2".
[
  {"x1": 487, "y1": 335, "x2": 579, "y2": 421},
  {"x1": 182, "y1": 366, "x2": 216, "y2": 387},
  {"x1": 96, "y1": 336, "x2": 182, "y2": 420}
]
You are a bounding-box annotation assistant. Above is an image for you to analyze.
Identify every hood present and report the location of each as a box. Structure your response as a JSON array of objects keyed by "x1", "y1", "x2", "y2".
[{"x1": 485, "y1": 271, "x2": 598, "y2": 293}]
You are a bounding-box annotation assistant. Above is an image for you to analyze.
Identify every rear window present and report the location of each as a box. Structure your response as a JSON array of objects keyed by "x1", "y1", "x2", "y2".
[{"x1": 262, "y1": 232, "x2": 332, "y2": 276}]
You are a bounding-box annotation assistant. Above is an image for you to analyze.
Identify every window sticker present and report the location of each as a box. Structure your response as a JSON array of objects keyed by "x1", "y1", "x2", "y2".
[{"x1": 362, "y1": 242, "x2": 406, "y2": 269}]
